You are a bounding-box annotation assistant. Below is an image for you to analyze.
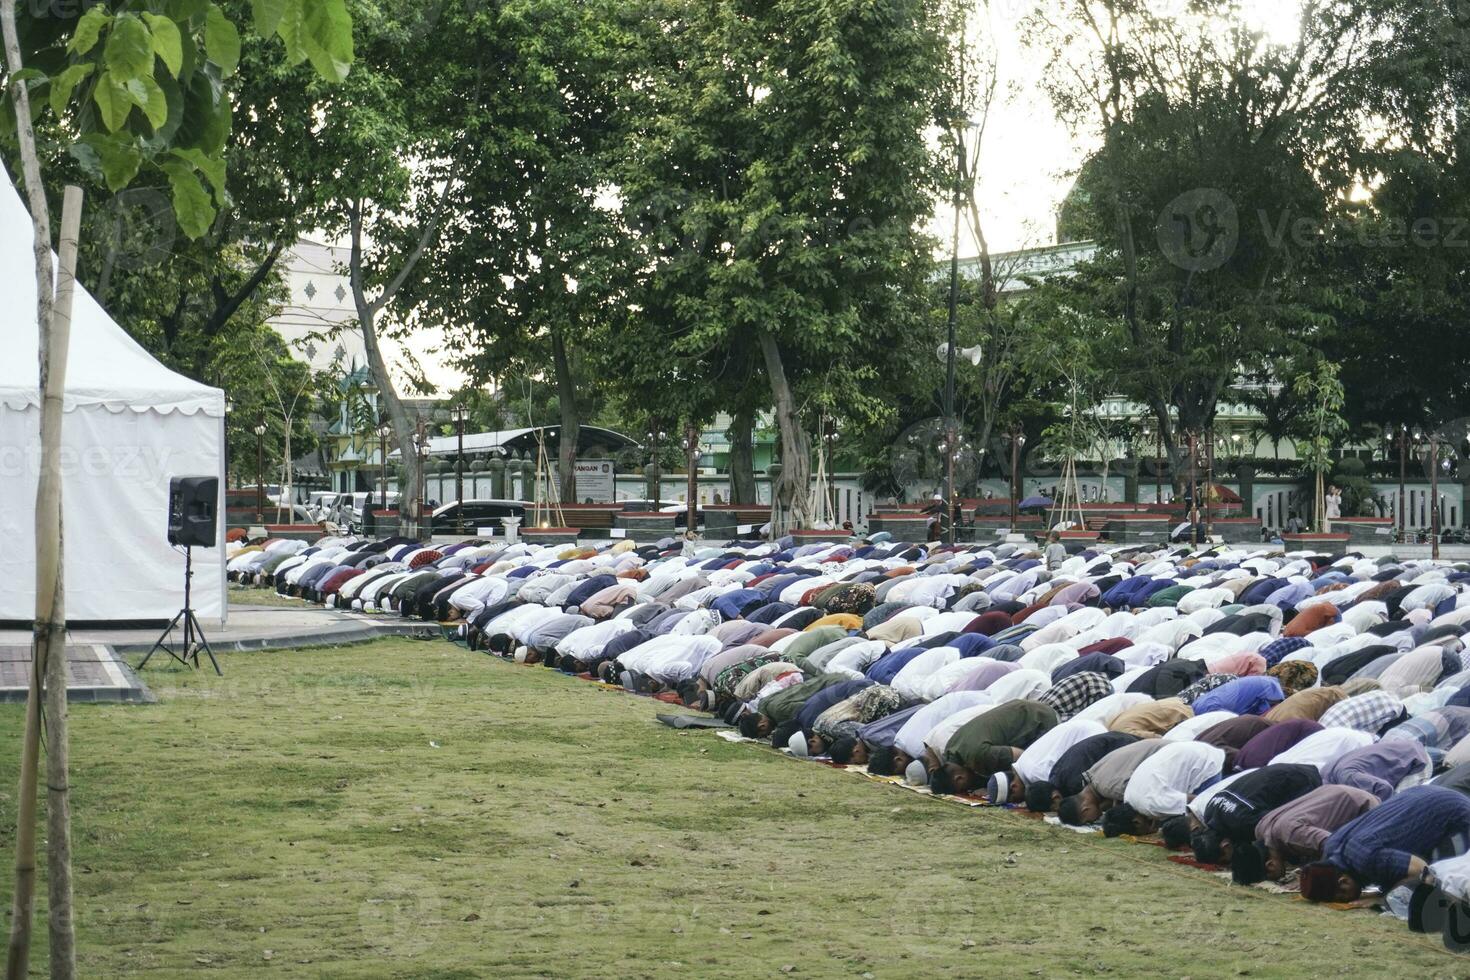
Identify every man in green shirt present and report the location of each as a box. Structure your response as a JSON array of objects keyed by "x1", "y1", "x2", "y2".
[
  {"x1": 930, "y1": 699, "x2": 1058, "y2": 797},
  {"x1": 736, "y1": 674, "x2": 849, "y2": 741}
]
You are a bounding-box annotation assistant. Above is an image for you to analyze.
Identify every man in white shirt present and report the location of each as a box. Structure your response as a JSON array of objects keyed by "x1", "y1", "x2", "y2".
[
  {"x1": 618, "y1": 635, "x2": 723, "y2": 691},
  {"x1": 880, "y1": 691, "x2": 995, "y2": 776},
  {"x1": 553, "y1": 618, "x2": 637, "y2": 674},
  {"x1": 1104, "y1": 741, "x2": 1227, "y2": 838},
  {"x1": 890, "y1": 647, "x2": 962, "y2": 702},
  {"x1": 988, "y1": 718, "x2": 1107, "y2": 804},
  {"x1": 1269, "y1": 727, "x2": 1376, "y2": 773}
]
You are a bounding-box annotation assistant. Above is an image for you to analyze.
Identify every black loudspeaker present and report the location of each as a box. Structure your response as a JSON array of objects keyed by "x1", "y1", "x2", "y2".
[{"x1": 167, "y1": 476, "x2": 219, "y2": 547}]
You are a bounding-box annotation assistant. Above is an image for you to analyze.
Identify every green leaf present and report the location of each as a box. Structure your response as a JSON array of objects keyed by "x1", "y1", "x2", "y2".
[
  {"x1": 166, "y1": 0, "x2": 210, "y2": 20},
  {"x1": 176, "y1": 70, "x2": 230, "y2": 155},
  {"x1": 92, "y1": 72, "x2": 133, "y2": 132},
  {"x1": 48, "y1": 63, "x2": 95, "y2": 119},
  {"x1": 141, "y1": 14, "x2": 184, "y2": 77},
  {"x1": 252, "y1": 0, "x2": 290, "y2": 37},
  {"x1": 8, "y1": 68, "x2": 44, "y2": 83},
  {"x1": 140, "y1": 73, "x2": 186, "y2": 152},
  {"x1": 204, "y1": 5, "x2": 241, "y2": 76},
  {"x1": 68, "y1": 6, "x2": 111, "y2": 56},
  {"x1": 104, "y1": 14, "x2": 155, "y2": 82},
  {"x1": 298, "y1": 0, "x2": 353, "y2": 82},
  {"x1": 129, "y1": 74, "x2": 169, "y2": 130},
  {"x1": 170, "y1": 147, "x2": 227, "y2": 205},
  {"x1": 162, "y1": 162, "x2": 215, "y2": 238},
  {"x1": 80, "y1": 134, "x2": 144, "y2": 191}
]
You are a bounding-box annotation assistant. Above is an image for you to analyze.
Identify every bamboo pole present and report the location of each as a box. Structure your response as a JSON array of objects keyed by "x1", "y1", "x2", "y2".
[
  {"x1": 41, "y1": 187, "x2": 84, "y2": 980},
  {"x1": 3, "y1": 1, "x2": 53, "y2": 972}
]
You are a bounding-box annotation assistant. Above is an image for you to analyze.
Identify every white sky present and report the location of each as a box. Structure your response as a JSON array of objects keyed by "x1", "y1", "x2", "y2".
[
  {"x1": 929, "y1": 0, "x2": 1304, "y2": 255},
  {"x1": 927, "y1": 1, "x2": 1086, "y2": 256}
]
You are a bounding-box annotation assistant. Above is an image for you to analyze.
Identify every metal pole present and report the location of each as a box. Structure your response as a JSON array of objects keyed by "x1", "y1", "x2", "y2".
[
  {"x1": 1155, "y1": 428, "x2": 1163, "y2": 504},
  {"x1": 1009, "y1": 428, "x2": 1020, "y2": 528},
  {"x1": 1188, "y1": 431, "x2": 1200, "y2": 548},
  {"x1": 1398, "y1": 425, "x2": 1407, "y2": 543},
  {"x1": 687, "y1": 422, "x2": 698, "y2": 533},
  {"x1": 1204, "y1": 427, "x2": 1214, "y2": 539},
  {"x1": 255, "y1": 424, "x2": 264, "y2": 520},
  {"x1": 455, "y1": 413, "x2": 465, "y2": 508},
  {"x1": 1432, "y1": 435, "x2": 1441, "y2": 560}
]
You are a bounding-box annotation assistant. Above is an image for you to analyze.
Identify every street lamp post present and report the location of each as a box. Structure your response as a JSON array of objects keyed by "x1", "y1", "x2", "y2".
[
  {"x1": 412, "y1": 425, "x2": 429, "y2": 537},
  {"x1": 647, "y1": 424, "x2": 667, "y2": 508},
  {"x1": 253, "y1": 416, "x2": 267, "y2": 520},
  {"x1": 1414, "y1": 428, "x2": 1424, "y2": 535},
  {"x1": 1204, "y1": 427, "x2": 1215, "y2": 539},
  {"x1": 1008, "y1": 427, "x2": 1024, "y2": 529},
  {"x1": 682, "y1": 424, "x2": 699, "y2": 533},
  {"x1": 823, "y1": 422, "x2": 840, "y2": 526},
  {"x1": 450, "y1": 405, "x2": 469, "y2": 518},
  {"x1": 1431, "y1": 433, "x2": 1441, "y2": 560},
  {"x1": 376, "y1": 418, "x2": 392, "y2": 525},
  {"x1": 1181, "y1": 431, "x2": 1193, "y2": 549},
  {"x1": 1153, "y1": 426, "x2": 1164, "y2": 504},
  {"x1": 1397, "y1": 424, "x2": 1408, "y2": 543}
]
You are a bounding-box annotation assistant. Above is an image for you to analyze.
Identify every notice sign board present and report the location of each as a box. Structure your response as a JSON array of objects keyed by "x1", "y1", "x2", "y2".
[{"x1": 565, "y1": 459, "x2": 616, "y2": 503}]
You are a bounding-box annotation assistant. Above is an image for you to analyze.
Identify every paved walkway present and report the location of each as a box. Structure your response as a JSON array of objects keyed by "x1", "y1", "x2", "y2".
[{"x1": 0, "y1": 605, "x2": 441, "y2": 704}]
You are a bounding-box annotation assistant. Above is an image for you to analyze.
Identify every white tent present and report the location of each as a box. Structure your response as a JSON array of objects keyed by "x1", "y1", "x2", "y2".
[{"x1": 0, "y1": 172, "x2": 226, "y2": 623}]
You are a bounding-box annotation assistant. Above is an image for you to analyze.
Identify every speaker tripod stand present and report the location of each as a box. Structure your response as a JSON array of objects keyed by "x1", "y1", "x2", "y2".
[{"x1": 139, "y1": 546, "x2": 222, "y2": 675}]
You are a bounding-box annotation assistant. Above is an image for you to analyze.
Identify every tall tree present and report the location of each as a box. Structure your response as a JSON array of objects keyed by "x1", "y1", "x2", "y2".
[
  {"x1": 1023, "y1": 0, "x2": 1407, "y2": 477},
  {"x1": 619, "y1": 0, "x2": 947, "y2": 534},
  {"x1": 295, "y1": 0, "x2": 475, "y2": 535},
  {"x1": 429, "y1": 0, "x2": 636, "y2": 506}
]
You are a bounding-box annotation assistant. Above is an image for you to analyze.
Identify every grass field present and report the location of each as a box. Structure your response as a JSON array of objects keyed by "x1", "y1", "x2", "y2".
[
  {"x1": 0, "y1": 636, "x2": 1463, "y2": 977},
  {"x1": 226, "y1": 584, "x2": 312, "y2": 608}
]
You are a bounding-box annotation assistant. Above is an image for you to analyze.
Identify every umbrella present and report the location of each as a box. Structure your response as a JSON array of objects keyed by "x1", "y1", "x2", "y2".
[
  {"x1": 1018, "y1": 495, "x2": 1054, "y2": 511},
  {"x1": 1204, "y1": 483, "x2": 1243, "y2": 504}
]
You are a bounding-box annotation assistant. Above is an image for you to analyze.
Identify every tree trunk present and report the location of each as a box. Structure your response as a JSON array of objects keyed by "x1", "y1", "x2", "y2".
[
  {"x1": 42, "y1": 187, "x2": 83, "y2": 980},
  {"x1": 2, "y1": 24, "x2": 49, "y2": 980},
  {"x1": 346, "y1": 195, "x2": 453, "y2": 539},
  {"x1": 358, "y1": 311, "x2": 421, "y2": 537},
  {"x1": 727, "y1": 407, "x2": 758, "y2": 504},
  {"x1": 550, "y1": 326, "x2": 580, "y2": 504},
  {"x1": 3, "y1": 8, "x2": 77, "y2": 974},
  {"x1": 756, "y1": 331, "x2": 811, "y2": 536}
]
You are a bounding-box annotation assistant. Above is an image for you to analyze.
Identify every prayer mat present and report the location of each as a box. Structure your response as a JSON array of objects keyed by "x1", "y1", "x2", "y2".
[
  {"x1": 655, "y1": 714, "x2": 730, "y2": 730},
  {"x1": 1044, "y1": 815, "x2": 1101, "y2": 834},
  {"x1": 1122, "y1": 834, "x2": 1170, "y2": 849},
  {"x1": 1167, "y1": 854, "x2": 1225, "y2": 871}
]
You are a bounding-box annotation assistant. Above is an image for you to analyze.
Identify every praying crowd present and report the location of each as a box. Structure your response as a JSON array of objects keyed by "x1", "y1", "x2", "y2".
[{"x1": 228, "y1": 530, "x2": 1470, "y2": 949}]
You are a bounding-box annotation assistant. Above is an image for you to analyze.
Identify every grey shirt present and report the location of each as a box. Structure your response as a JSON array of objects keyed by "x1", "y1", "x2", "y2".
[
  {"x1": 1083, "y1": 737, "x2": 1168, "y2": 802},
  {"x1": 1045, "y1": 543, "x2": 1067, "y2": 570}
]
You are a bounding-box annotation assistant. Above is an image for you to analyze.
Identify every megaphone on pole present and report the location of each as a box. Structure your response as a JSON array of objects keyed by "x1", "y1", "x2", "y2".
[{"x1": 935, "y1": 343, "x2": 984, "y2": 366}]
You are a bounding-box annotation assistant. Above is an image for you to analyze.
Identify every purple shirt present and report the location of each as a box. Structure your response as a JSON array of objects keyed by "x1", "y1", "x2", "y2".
[
  {"x1": 947, "y1": 658, "x2": 1019, "y2": 693},
  {"x1": 1234, "y1": 719, "x2": 1323, "y2": 772},
  {"x1": 1256, "y1": 784, "x2": 1380, "y2": 860},
  {"x1": 1323, "y1": 739, "x2": 1430, "y2": 801}
]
